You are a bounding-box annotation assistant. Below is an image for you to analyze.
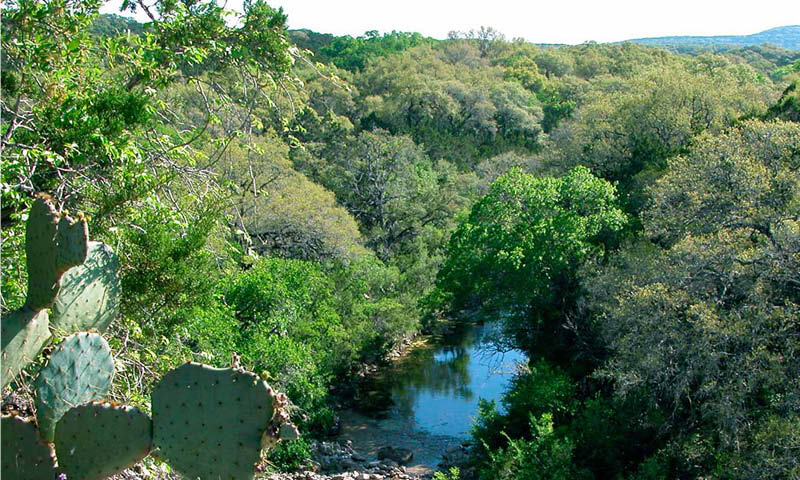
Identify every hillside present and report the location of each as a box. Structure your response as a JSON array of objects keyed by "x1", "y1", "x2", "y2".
[{"x1": 628, "y1": 25, "x2": 800, "y2": 50}]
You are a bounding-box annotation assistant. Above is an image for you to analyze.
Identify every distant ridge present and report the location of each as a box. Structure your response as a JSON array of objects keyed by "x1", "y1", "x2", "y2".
[{"x1": 627, "y1": 26, "x2": 800, "y2": 50}]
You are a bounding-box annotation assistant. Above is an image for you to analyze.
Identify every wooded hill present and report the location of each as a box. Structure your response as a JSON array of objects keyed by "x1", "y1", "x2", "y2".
[{"x1": 2, "y1": 4, "x2": 798, "y2": 479}]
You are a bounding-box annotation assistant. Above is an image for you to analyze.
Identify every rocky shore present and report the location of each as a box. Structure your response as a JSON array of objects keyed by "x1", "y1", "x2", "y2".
[{"x1": 265, "y1": 439, "x2": 472, "y2": 480}]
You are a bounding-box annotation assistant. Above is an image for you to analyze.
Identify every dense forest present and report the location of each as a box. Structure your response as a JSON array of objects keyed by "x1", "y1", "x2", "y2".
[{"x1": 1, "y1": 1, "x2": 799, "y2": 479}]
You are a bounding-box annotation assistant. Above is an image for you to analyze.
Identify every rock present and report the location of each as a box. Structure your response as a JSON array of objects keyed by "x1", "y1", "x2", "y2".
[
  {"x1": 377, "y1": 446, "x2": 413, "y2": 465},
  {"x1": 352, "y1": 453, "x2": 367, "y2": 462}
]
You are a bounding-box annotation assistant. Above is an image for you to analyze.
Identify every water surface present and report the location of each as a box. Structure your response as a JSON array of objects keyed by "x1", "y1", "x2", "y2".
[
  {"x1": 388, "y1": 321, "x2": 525, "y2": 438},
  {"x1": 339, "y1": 321, "x2": 526, "y2": 469}
]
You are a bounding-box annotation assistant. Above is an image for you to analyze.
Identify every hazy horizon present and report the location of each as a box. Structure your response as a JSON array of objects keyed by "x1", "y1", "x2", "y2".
[{"x1": 101, "y1": 0, "x2": 800, "y2": 45}]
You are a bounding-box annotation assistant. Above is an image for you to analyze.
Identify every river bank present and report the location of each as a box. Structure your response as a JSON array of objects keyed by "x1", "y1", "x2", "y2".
[
  {"x1": 329, "y1": 320, "x2": 524, "y2": 475},
  {"x1": 265, "y1": 439, "x2": 458, "y2": 480}
]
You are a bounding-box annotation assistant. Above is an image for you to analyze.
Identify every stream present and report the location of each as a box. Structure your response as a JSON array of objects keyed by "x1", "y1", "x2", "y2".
[{"x1": 337, "y1": 321, "x2": 526, "y2": 473}]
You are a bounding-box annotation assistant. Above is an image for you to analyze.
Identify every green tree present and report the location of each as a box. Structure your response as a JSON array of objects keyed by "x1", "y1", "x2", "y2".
[
  {"x1": 299, "y1": 130, "x2": 474, "y2": 261},
  {"x1": 588, "y1": 120, "x2": 800, "y2": 478},
  {"x1": 550, "y1": 58, "x2": 772, "y2": 213},
  {"x1": 436, "y1": 167, "x2": 627, "y2": 363}
]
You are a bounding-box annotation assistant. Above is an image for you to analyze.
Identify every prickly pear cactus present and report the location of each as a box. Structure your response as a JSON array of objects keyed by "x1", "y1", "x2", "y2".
[
  {"x1": 1, "y1": 195, "x2": 89, "y2": 388},
  {"x1": 24, "y1": 194, "x2": 88, "y2": 311},
  {"x1": 152, "y1": 362, "x2": 276, "y2": 480},
  {"x1": 35, "y1": 332, "x2": 115, "y2": 442},
  {"x1": 1, "y1": 307, "x2": 51, "y2": 390},
  {"x1": 52, "y1": 241, "x2": 121, "y2": 334},
  {"x1": 55, "y1": 402, "x2": 152, "y2": 480},
  {"x1": 56, "y1": 214, "x2": 90, "y2": 273},
  {"x1": 1, "y1": 415, "x2": 57, "y2": 480}
]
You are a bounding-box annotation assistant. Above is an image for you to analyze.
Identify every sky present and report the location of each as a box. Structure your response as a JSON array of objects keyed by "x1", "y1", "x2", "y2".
[{"x1": 101, "y1": 0, "x2": 800, "y2": 45}]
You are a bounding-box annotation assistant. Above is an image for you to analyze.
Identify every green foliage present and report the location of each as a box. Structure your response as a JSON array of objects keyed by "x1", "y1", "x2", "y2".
[
  {"x1": 437, "y1": 167, "x2": 627, "y2": 358},
  {"x1": 479, "y1": 413, "x2": 585, "y2": 480},
  {"x1": 767, "y1": 79, "x2": 800, "y2": 122},
  {"x1": 433, "y1": 467, "x2": 461, "y2": 480},
  {"x1": 321, "y1": 30, "x2": 435, "y2": 71},
  {"x1": 3, "y1": 5, "x2": 798, "y2": 479},
  {"x1": 472, "y1": 360, "x2": 576, "y2": 452},
  {"x1": 354, "y1": 45, "x2": 544, "y2": 165},
  {"x1": 302, "y1": 130, "x2": 474, "y2": 259},
  {"x1": 118, "y1": 198, "x2": 220, "y2": 335},
  {"x1": 267, "y1": 438, "x2": 313, "y2": 472},
  {"x1": 326, "y1": 255, "x2": 416, "y2": 356},
  {"x1": 587, "y1": 120, "x2": 800, "y2": 478},
  {"x1": 550, "y1": 57, "x2": 772, "y2": 212},
  {"x1": 90, "y1": 13, "x2": 145, "y2": 37}
]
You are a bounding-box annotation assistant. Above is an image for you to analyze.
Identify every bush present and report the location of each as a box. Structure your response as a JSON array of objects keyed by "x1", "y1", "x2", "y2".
[
  {"x1": 479, "y1": 414, "x2": 586, "y2": 480},
  {"x1": 267, "y1": 438, "x2": 312, "y2": 472}
]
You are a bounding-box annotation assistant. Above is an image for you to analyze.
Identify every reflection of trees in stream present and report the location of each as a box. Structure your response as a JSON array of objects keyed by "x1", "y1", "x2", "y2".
[
  {"x1": 390, "y1": 346, "x2": 474, "y2": 419},
  {"x1": 366, "y1": 321, "x2": 511, "y2": 419}
]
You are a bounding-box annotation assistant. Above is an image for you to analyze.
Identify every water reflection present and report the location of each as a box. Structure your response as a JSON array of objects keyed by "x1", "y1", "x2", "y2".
[{"x1": 361, "y1": 321, "x2": 526, "y2": 438}]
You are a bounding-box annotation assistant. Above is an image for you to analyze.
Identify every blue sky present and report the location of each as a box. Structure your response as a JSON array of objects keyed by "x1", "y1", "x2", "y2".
[{"x1": 101, "y1": 0, "x2": 800, "y2": 45}]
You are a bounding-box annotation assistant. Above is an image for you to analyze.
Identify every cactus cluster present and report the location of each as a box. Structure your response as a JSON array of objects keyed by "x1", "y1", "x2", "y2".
[
  {"x1": 2, "y1": 195, "x2": 298, "y2": 480},
  {"x1": 2, "y1": 194, "x2": 91, "y2": 390}
]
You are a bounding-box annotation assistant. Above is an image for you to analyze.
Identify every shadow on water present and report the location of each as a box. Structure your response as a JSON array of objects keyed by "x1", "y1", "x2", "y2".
[{"x1": 341, "y1": 320, "x2": 526, "y2": 469}]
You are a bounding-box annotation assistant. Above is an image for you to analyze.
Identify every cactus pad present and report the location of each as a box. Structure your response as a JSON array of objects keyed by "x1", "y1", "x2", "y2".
[
  {"x1": 152, "y1": 362, "x2": 276, "y2": 480},
  {"x1": 35, "y1": 332, "x2": 115, "y2": 442},
  {"x1": 1, "y1": 307, "x2": 51, "y2": 390},
  {"x1": 24, "y1": 194, "x2": 61, "y2": 311},
  {"x1": 55, "y1": 402, "x2": 153, "y2": 480},
  {"x1": 52, "y1": 242, "x2": 121, "y2": 334},
  {"x1": 56, "y1": 214, "x2": 89, "y2": 274},
  {"x1": 1, "y1": 415, "x2": 56, "y2": 480},
  {"x1": 24, "y1": 194, "x2": 89, "y2": 311}
]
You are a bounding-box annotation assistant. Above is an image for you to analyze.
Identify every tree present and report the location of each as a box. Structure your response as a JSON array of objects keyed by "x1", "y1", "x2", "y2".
[
  {"x1": 1, "y1": 0, "x2": 296, "y2": 310},
  {"x1": 355, "y1": 45, "x2": 543, "y2": 166},
  {"x1": 549, "y1": 58, "x2": 773, "y2": 213},
  {"x1": 299, "y1": 130, "x2": 474, "y2": 261},
  {"x1": 588, "y1": 120, "x2": 800, "y2": 478},
  {"x1": 436, "y1": 167, "x2": 627, "y2": 363}
]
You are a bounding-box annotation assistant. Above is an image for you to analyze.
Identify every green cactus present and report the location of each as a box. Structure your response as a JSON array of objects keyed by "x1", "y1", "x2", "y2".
[
  {"x1": 152, "y1": 362, "x2": 276, "y2": 480},
  {"x1": 1, "y1": 415, "x2": 57, "y2": 480},
  {"x1": 55, "y1": 402, "x2": 153, "y2": 480},
  {"x1": 1, "y1": 307, "x2": 52, "y2": 390},
  {"x1": 1, "y1": 195, "x2": 90, "y2": 389},
  {"x1": 52, "y1": 241, "x2": 121, "y2": 334},
  {"x1": 24, "y1": 194, "x2": 88, "y2": 311},
  {"x1": 35, "y1": 332, "x2": 115, "y2": 442},
  {"x1": 56, "y1": 214, "x2": 90, "y2": 273}
]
